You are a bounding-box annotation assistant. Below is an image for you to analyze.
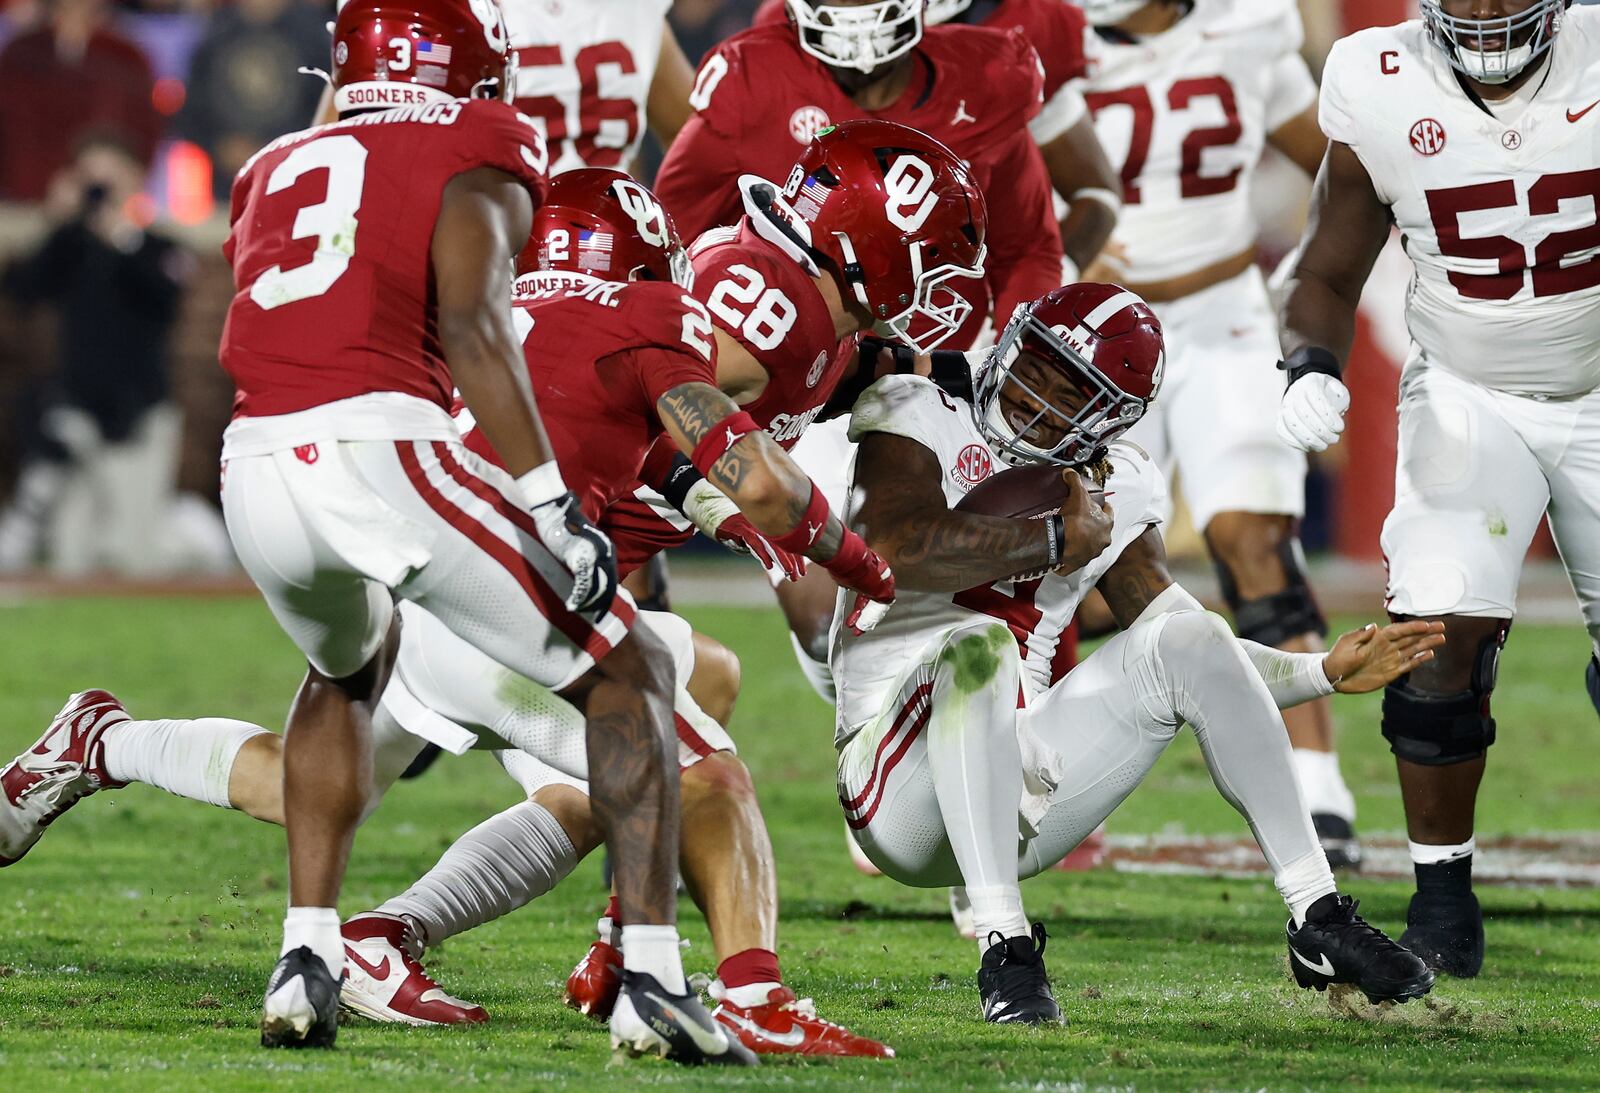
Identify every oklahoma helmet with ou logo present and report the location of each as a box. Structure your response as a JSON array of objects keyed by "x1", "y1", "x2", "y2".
[
  {"x1": 973, "y1": 283, "x2": 1164, "y2": 468},
  {"x1": 779, "y1": 118, "x2": 987, "y2": 352},
  {"x1": 520, "y1": 167, "x2": 692, "y2": 287},
  {"x1": 332, "y1": 0, "x2": 515, "y2": 114}
]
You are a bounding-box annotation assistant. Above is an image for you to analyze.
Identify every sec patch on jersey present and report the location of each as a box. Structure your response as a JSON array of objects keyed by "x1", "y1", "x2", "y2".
[{"x1": 954, "y1": 463, "x2": 1098, "y2": 520}]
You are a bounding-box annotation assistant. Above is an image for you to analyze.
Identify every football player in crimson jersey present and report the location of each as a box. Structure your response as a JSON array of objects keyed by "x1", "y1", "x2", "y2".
[
  {"x1": 1277, "y1": 0, "x2": 1600, "y2": 978},
  {"x1": 757, "y1": 0, "x2": 1123, "y2": 279},
  {"x1": 1065, "y1": 0, "x2": 1362, "y2": 868},
  {"x1": 317, "y1": 0, "x2": 696, "y2": 172},
  {"x1": 194, "y1": 0, "x2": 741, "y2": 1060},
  {"x1": 839, "y1": 283, "x2": 1439, "y2": 1023}
]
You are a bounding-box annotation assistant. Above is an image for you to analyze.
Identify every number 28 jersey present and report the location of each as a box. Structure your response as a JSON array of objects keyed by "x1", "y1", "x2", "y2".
[
  {"x1": 1321, "y1": 10, "x2": 1600, "y2": 397},
  {"x1": 831, "y1": 375, "x2": 1166, "y2": 746},
  {"x1": 221, "y1": 99, "x2": 547, "y2": 428},
  {"x1": 1085, "y1": 0, "x2": 1316, "y2": 282}
]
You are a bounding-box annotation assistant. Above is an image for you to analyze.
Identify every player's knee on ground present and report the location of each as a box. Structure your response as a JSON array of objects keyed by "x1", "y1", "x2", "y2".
[
  {"x1": 1205, "y1": 514, "x2": 1327, "y2": 646},
  {"x1": 532, "y1": 782, "x2": 604, "y2": 859},
  {"x1": 1382, "y1": 615, "x2": 1508, "y2": 766},
  {"x1": 689, "y1": 633, "x2": 741, "y2": 728}
]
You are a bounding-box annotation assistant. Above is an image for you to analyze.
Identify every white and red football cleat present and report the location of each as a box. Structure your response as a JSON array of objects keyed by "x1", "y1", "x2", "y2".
[
  {"x1": 562, "y1": 938, "x2": 622, "y2": 1021},
  {"x1": 339, "y1": 912, "x2": 487, "y2": 1026},
  {"x1": 1052, "y1": 823, "x2": 1108, "y2": 872},
  {"x1": 712, "y1": 985, "x2": 894, "y2": 1058},
  {"x1": 1, "y1": 690, "x2": 128, "y2": 867}
]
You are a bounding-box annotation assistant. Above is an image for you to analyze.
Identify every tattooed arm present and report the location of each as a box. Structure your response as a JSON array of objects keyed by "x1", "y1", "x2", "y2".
[
  {"x1": 1094, "y1": 526, "x2": 1176, "y2": 628},
  {"x1": 655, "y1": 380, "x2": 845, "y2": 561}
]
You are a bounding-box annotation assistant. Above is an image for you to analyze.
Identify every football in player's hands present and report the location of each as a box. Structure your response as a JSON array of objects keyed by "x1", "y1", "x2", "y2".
[{"x1": 954, "y1": 463, "x2": 1101, "y2": 520}]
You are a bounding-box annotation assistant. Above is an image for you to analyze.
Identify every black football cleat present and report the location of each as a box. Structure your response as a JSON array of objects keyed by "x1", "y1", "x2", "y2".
[
  {"x1": 1313, "y1": 813, "x2": 1363, "y2": 872},
  {"x1": 1400, "y1": 889, "x2": 1485, "y2": 978},
  {"x1": 1287, "y1": 894, "x2": 1434, "y2": 1004},
  {"x1": 978, "y1": 923, "x2": 1063, "y2": 1025},
  {"x1": 610, "y1": 970, "x2": 759, "y2": 1066},
  {"x1": 261, "y1": 946, "x2": 342, "y2": 1049}
]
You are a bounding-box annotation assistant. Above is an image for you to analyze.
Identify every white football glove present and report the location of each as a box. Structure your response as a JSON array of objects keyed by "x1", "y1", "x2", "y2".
[
  {"x1": 530, "y1": 492, "x2": 617, "y2": 614},
  {"x1": 1277, "y1": 372, "x2": 1351, "y2": 453}
]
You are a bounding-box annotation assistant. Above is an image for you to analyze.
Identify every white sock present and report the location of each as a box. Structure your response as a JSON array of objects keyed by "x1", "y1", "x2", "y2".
[
  {"x1": 101, "y1": 717, "x2": 269, "y2": 807},
  {"x1": 281, "y1": 906, "x2": 343, "y2": 978},
  {"x1": 376, "y1": 800, "x2": 578, "y2": 947},
  {"x1": 1409, "y1": 837, "x2": 1474, "y2": 865},
  {"x1": 1279, "y1": 850, "x2": 1341, "y2": 926},
  {"x1": 789, "y1": 631, "x2": 837, "y2": 704},
  {"x1": 621, "y1": 924, "x2": 686, "y2": 995},
  {"x1": 1290, "y1": 748, "x2": 1357, "y2": 820},
  {"x1": 716, "y1": 979, "x2": 784, "y2": 1007},
  {"x1": 967, "y1": 884, "x2": 1029, "y2": 951}
]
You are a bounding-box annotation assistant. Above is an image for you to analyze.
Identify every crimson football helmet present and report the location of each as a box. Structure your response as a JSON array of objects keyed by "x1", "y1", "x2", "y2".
[
  {"x1": 784, "y1": 0, "x2": 926, "y2": 73},
  {"x1": 779, "y1": 119, "x2": 987, "y2": 352},
  {"x1": 973, "y1": 283, "x2": 1164, "y2": 468},
  {"x1": 331, "y1": 0, "x2": 514, "y2": 114},
  {"x1": 519, "y1": 168, "x2": 692, "y2": 287},
  {"x1": 1066, "y1": 0, "x2": 1148, "y2": 26},
  {"x1": 1420, "y1": 0, "x2": 1569, "y2": 85}
]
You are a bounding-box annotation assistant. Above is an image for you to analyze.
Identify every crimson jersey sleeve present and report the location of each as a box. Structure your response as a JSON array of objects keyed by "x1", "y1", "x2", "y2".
[
  {"x1": 613, "y1": 285, "x2": 720, "y2": 406},
  {"x1": 1026, "y1": 0, "x2": 1091, "y2": 100},
  {"x1": 982, "y1": 125, "x2": 1063, "y2": 325},
  {"x1": 654, "y1": 39, "x2": 755, "y2": 238}
]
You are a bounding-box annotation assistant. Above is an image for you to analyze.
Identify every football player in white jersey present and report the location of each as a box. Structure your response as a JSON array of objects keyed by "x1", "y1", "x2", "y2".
[
  {"x1": 1276, "y1": 0, "x2": 1600, "y2": 978},
  {"x1": 316, "y1": 0, "x2": 696, "y2": 173},
  {"x1": 836, "y1": 283, "x2": 1440, "y2": 1023},
  {"x1": 1069, "y1": 0, "x2": 1365, "y2": 867}
]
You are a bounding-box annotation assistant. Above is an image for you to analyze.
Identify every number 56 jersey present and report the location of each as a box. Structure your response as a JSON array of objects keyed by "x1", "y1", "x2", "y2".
[
  {"x1": 221, "y1": 99, "x2": 548, "y2": 425},
  {"x1": 1320, "y1": 9, "x2": 1600, "y2": 397}
]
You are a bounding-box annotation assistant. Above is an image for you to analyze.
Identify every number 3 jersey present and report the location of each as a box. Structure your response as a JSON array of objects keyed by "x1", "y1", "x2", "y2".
[
  {"x1": 1085, "y1": 0, "x2": 1316, "y2": 283},
  {"x1": 220, "y1": 99, "x2": 547, "y2": 437},
  {"x1": 1320, "y1": 9, "x2": 1600, "y2": 397},
  {"x1": 831, "y1": 375, "x2": 1167, "y2": 746}
]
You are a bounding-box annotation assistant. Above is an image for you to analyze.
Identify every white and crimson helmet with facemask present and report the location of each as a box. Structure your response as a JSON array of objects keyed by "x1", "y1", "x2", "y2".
[
  {"x1": 783, "y1": 0, "x2": 927, "y2": 73},
  {"x1": 973, "y1": 283, "x2": 1164, "y2": 468},
  {"x1": 1420, "y1": 0, "x2": 1570, "y2": 85},
  {"x1": 779, "y1": 119, "x2": 987, "y2": 352}
]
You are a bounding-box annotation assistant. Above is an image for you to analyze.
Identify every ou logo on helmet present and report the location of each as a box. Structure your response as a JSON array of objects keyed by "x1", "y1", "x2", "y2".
[
  {"x1": 883, "y1": 155, "x2": 937, "y2": 232},
  {"x1": 467, "y1": 0, "x2": 508, "y2": 53},
  {"x1": 612, "y1": 178, "x2": 670, "y2": 248}
]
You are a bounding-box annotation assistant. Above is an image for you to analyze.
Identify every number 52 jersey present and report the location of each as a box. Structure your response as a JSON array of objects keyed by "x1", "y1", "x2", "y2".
[
  {"x1": 221, "y1": 99, "x2": 548, "y2": 425},
  {"x1": 1320, "y1": 8, "x2": 1600, "y2": 397}
]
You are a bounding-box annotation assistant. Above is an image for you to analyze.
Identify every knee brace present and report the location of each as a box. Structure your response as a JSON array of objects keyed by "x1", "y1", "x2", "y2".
[
  {"x1": 1213, "y1": 535, "x2": 1328, "y2": 647},
  {"x1": 1587, "y1": 655, "x2": 1600, "y2": 721},
  {"x1": 1381, "y1": 624, "x2": 1507, "y2": 765}
]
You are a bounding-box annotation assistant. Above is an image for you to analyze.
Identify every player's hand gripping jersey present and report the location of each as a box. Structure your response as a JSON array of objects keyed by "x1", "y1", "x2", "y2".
[
  {"x1": 656, "y1": 21, "x2": 1058, "y2": 339},
  {"x1": 1320, "y1": 9, "x2": 1600, "y2": 397},
  {"x1": 1084, "y1": 0, "x2": 1316, "y2": 283},
  {"x1": 504, "y1": 0, "x2": 668, "y2": 174},
  {"x1": 221, "y1": 99, "x2": 548, "y2": 428},
  {"x1": 832, "y1": 374, "x2": 1166, "y2": 744}
]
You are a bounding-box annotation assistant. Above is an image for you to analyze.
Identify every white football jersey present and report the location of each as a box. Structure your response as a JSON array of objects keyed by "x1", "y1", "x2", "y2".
[
  {"x1": 832, "y1": 375, "x2": 1167, "y2": 745},
  {"x1": 1321, "y1": 11, "x2": 1600, "y2": 397},
  {"x1": 504, "y1": 0, "x2": 671, "y2": 175},
  {"x1": 1084, "y1": 0, "x2": 1316, "y2": 282}
]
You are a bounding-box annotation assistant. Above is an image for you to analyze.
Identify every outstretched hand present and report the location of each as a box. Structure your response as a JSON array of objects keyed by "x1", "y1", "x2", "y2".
[{"x1": 1324, "y1": 620, "x2": 1446, "y2": 694}]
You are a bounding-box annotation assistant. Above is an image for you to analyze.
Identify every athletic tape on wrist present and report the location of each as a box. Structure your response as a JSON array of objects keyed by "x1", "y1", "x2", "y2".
[
  {"x1": 690, "y1": 411, "x2": 762, "y2": 477},
  {"x1": 515, "y1": 461, "x2": 566, "y2": 508},
  {"x1": 771, "y1": 482, "x2": 832, "y2": 553}
]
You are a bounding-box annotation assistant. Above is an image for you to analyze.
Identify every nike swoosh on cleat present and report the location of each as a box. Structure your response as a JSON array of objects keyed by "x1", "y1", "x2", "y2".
[
  {"x1": 344, "y1": 946, "x2": 391, "y2": 981},
  {"x1": 1568, "y1": 100, "x2": 1600, "y2": 123},
  {"x1": 719, "y1": 1010, "x2": 807, "y2": 1047},
  {"x1": 1291, "y1": 948, "x2": 1335, "y2": 976}
]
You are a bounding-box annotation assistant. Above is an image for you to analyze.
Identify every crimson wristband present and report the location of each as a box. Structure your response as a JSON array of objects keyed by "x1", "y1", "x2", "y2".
[
  {"x1": 689, "y1": 410, "x2": 762, "y2": 477},
  {"x1": 770, "y1": 482, "x2": 832, "y2": 553},
  {"x1": 822, "y1": 525, "x2": 873, "y2": 582}
]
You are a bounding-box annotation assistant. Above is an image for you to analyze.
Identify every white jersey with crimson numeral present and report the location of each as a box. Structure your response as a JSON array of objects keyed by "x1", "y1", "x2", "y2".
[
  {"x1": 1320, "y1": 10, "x2": 1600, "y2": 397},
  {"x1": 1084, "y1": 0, "x2": 1316, "y2": 282},
  {"x1": 504, "y1": 0, "x2": 669, "y2": 174},
  {"x1": 831, "y1": 374, "x2": 1166, "y2": 747}
]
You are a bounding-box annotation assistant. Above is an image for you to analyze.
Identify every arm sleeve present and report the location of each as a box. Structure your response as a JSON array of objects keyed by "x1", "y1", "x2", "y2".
[
  {"x1": 982, "y1": 129, "x2": 1064, "y2": 324},
  {"x1": 1264, "y1": 51, "x2": 1319, "y2": 133}
]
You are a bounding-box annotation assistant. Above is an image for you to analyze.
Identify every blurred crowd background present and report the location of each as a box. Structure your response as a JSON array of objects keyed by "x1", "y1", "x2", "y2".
[{"x1": 0, "y1": 0, "x2": 1586, "y2": 578}]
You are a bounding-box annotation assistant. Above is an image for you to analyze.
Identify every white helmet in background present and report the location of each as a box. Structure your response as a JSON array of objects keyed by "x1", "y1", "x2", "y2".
[
  {"x1": 1068, "y1": 0, "x2": 1152, "y2": 26},
  {"x1": 1419, "y1": 0, "x2": 1569, "y2": 85},
  {"x1": 784, "y1": 0, "x2": 925, "y2": 73},
  {"x1": 923, "y1": 0, "x2": 971, "y2": 25}
]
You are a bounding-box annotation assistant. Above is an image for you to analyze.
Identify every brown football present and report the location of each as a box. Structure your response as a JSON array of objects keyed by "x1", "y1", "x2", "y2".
[{"x1": 955, "y1": 463, "x2": 1096, "y2": 520}]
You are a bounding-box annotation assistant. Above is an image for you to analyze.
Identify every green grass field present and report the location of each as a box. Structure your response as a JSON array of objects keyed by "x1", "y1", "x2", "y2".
[{"x1": 2, "y1": 594, "x2": 1597, "y2": 1090}]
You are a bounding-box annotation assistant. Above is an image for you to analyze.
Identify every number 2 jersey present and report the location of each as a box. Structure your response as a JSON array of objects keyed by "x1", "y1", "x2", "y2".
[
  {"x1": 831, "y1": 375, "x2": 1166, "y2": 747},
  {"x1": 1085, "y1": 0, "x2": 1316, "y2": 283},
  {"x1": 220, "y1": 98, "x2": 548, "y2": 450},
  {"x1": 1320, "y1": 9, "x2": 1600, "y2": 397}
]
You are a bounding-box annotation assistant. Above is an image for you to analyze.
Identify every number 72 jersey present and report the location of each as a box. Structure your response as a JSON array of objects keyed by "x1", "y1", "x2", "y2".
[
  {"x1": 221, "y1": 99, "x2": 548, "y2": 420},
  {"x1": 1320, "y1": 10, "x2": 1600, "y2": 397}
]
